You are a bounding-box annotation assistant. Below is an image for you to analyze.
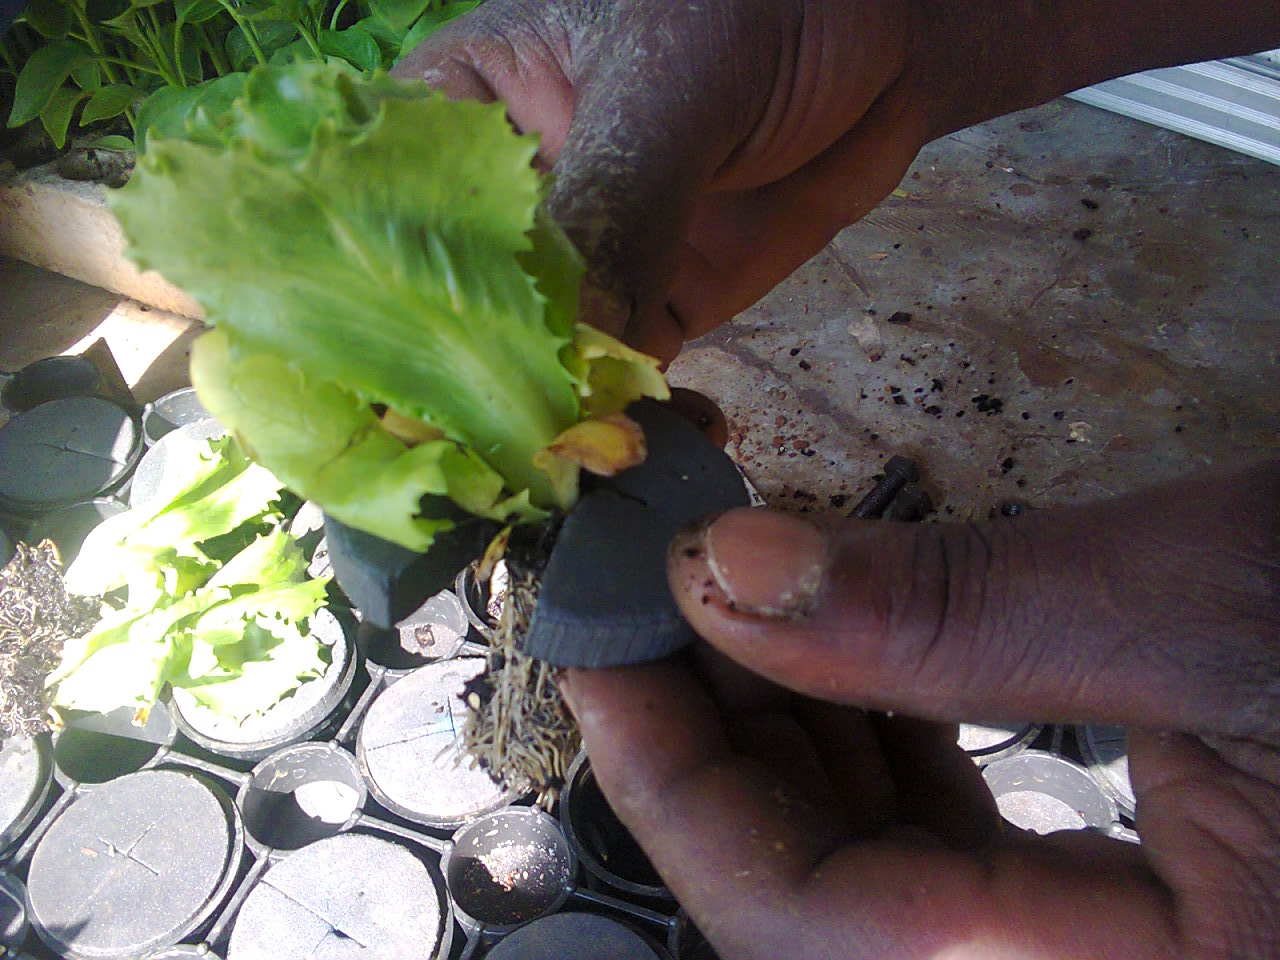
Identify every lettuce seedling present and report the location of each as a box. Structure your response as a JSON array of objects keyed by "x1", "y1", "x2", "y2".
[
  {"x1": 51, "y1": 434, "x2": 330, "y2": 722},
  {"x1": 111, "y1": 61, "x2": 668, "y2": 553}
]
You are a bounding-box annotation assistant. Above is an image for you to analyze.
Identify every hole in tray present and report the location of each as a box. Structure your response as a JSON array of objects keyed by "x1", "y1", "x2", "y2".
[{"x1": 447, "y1": 812, "x2": 571, "y2": 927}]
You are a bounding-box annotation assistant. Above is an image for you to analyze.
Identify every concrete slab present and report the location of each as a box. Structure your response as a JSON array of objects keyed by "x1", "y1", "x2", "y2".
[{"x1": 668, "y1": 98, "x2": 1279, "y2": 520}]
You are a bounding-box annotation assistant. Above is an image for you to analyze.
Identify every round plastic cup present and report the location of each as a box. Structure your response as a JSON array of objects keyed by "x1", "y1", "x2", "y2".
[
  {"x1": 668, "y1": 910, "x2": 720, "y2": 960},
  {"x1": 0, "y1": 734, "x2": 54, "y2": 858},
  {"x1": 1077, "y1": 725, "x2": 1136, "y2": 819},
  {"x1": 441, "y1": 807, "x2": 574, "y2": 935},
  {"x1": 1, "y1": 356, "x2": 103, "y2": 414},
  {"x1": 982, "y1": 750, "x2": 1118, "y2": 835},
  {"x1": 356, "y1": 657, "x2": 522, "y2": 829},
  {"x1": 169, "y1": 609, "x2": 357, "y2": 762},
  {"x1": 236, "y1": 742, "x2": 365, "y2": 854},
  {"x1": 227, "y1": 833, "x2": 450, "y2": 960},
  {"x1": 485, "y1": 912, "x2": 670, "y2": 960},
  {"x1": 24, "y1": 497, "x2": 125, "y2": 567},
  {"x1": 957, "y1": 722, "x2": 1043, "y2": 763},
  {"x1": 128, "y1": 420, "x2": 228, "y2": 513},
  {"x1": 142, "y1": 387, "x2": 211, "y2": 446},
  {"x1": 26, "y1": 769, "x2": 243, "y2": 960},
  {"x1": 143, "y1": 946, "x2": 224, "y2": 959},
  {"x1": 0, "y1": 397, "x2": 142, "y2": 518},
  {"x1": 560, "y1": 752, "x2": 672, "y2": 901},
  {"x1": 53, "y1": 702, "x2": 177, "y2": 786},
  {"x1": 360, "y1": 590, "x2": 469, "y2": 673},
  {"x1": 1, "y1": 871, "x2": 29, "y2": 950}
]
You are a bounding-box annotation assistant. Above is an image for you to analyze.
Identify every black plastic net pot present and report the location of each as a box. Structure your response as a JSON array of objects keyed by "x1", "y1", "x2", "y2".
[
  {"x1": 226, "y1": 832, "x2": 451, "y2": 960},
  {"x1": 0, "y1": 870, "x2": 29, "y2": 951},
  {"x1": 169, "y1": 609, "x2": 357, "y2": 762},
  {"x1": 1076, "y1": 725, "x2": 1136, "y2": 820},
  {"x1": 127, "y1": 420, "x2": 229, "y2": 513},
  {"x1": 0, "y1": 398, "x2": 143, "y2": 523},
  {"x1": 957, "y1": 722, "x2": 1043, "y2": 763},
  {"x1": 0, "y1": 734, "x2": 53, "y2": 860},
  {"x1": 142, "y1": 387, "x2": 212, "y2": 447},
  {"x1": 440, "y1": 807, "x2": 574, "y2": 936},
  {"x1": 358, "y1": 590, "x2": 469, "y2": 674},
  {"x1": 52, "y1": 702, "x2": 178, "y2": 787},
  {"x1": 1, "y1": 356, "x2": 105, "y2": 414},
  {"x1": 24, "y1": 497, "x2": 126, "y2": 568},
  {"x1": 484, "y1": 912, "x2": 671, "y2": 960},
  {"x1": 982, "y1": 750, "x2": 1119, "y2": 835},
  {"x1": 236, "y1": 742, "x2": 365, "y2": 854},
  {"x1": 26, "y1": 768, "x2": 244, "y2": 959},
  {"x1": 560, "y1": 752, "x2": 672, "y2": 903},
  {"x1": 356, "y1": 658, "x2": 522, "y2": 829},
  {"x1": 668, "y1": 910, "x2": 720, "y2": 960},
  {"x1": 143, "y1": 946, "x2": 224, "y2": 959}
]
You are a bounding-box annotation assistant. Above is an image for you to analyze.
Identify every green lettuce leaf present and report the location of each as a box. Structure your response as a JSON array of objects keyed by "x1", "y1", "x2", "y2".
[{"x1": 111, "y1": 61, "x2": 669, "y2": 554}]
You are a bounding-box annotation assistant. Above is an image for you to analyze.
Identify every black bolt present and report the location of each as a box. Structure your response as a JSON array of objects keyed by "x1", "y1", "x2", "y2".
[
  {"x1": 852, "y1": 455, "x2": 920, "y2": 519},
  {"x1": 886, "y1": 483, "x2": 934, "y2": 522}
]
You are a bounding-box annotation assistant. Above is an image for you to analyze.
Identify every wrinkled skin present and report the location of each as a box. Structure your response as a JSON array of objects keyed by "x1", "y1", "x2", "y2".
[
  {"x1": 563, "y1": 462, "x2": 1280, "y2": 959},
  {"x1": 397, "y1": 0, "x2": 925, "y2": 363},
  {"x1": 397, "y1": 4, "x2": 1280, "y2": 957}
]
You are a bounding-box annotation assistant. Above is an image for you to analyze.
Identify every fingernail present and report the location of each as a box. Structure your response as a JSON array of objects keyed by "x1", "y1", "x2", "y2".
[
  {"x1": 676, "y1": 509, "x2": 827, "y2": 618},
  {"x1": 576, "y1": 283, "x2": 632, "y2": 339}
]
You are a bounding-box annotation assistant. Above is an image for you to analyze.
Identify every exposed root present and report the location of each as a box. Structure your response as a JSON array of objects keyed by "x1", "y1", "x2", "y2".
[{"x1": 460, "y1": 526, "x2": 579, "y2": 809}]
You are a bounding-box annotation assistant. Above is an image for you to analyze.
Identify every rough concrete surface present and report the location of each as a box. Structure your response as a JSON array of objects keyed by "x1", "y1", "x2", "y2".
[
  {"x1": 1, "y1": 98, "x2": 1277, "y2": 520},
  {"x1": 667, "y1": 99, "x2": 1279, "y2": 520}
]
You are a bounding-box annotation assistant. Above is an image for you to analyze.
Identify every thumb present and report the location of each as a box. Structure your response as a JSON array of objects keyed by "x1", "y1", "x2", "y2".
[
  {"x1": 542, "y1": 4, "x2": 776, "y2": 362},
  {"x1": 668, "y1": 462, "x2": 1279, "y2": 739}
]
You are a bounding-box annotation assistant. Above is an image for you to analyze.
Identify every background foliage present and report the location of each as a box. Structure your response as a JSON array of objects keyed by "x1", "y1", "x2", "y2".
[{"x1": 0, "y1": 0, "x2": 477, "y2": 153}]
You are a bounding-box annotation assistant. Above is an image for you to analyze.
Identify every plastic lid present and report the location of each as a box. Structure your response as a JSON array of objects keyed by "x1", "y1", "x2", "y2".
[
  {"x1": 0, "y1": 735, "x2": 51, "y2": 851},
  {"x1": 227, "y1": 833, "x2": 445, "y2": 960},
  {"x1": 0, "y1": 398, "x2": 140, "y2": 514},
  {"x1": 485, "y1": 913, "x2": 663, "y2": 960},
  {"x1": 357, "y1": 658, "x2": 518, "y2": 827},
  {"x1": 27, "y1": 770, "x2": 241, "y2": 959}
]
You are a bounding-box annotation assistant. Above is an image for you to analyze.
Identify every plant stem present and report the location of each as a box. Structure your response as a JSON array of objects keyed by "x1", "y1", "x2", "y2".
[
  {"x1": 328, "y1": 0, "x2": 350, "y2": 31},
  {"x1": 92, "y1": 53, "x2": 165, "y2": 76},
  {"x1": 198, "y1": 21, "x2": 233, "y2": 76},
  {"x1": 216, "y1": 0, "x2": 268, "y2": 65},
  {"x1": 70, "y1": 1, "x2": 122, "y2": 84},
  {"x1": 298, "y1": 21, "x2": 323, "y2": 59}
]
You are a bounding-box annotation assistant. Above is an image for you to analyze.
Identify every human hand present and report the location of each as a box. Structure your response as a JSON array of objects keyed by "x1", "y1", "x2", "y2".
[
  {"x1": 395, "y1": 0, "x2": 924, "y2": 362},
  {"x1": 560, "y1": 461, "x2": 1280, "y2": 958}
]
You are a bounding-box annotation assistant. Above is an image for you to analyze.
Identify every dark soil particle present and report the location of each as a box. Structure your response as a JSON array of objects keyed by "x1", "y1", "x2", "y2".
[
  {"x1": 886, "y1": 312, "x2": 913, "y2": 324},
  {"x1": 972, "y1": 395, "x2": 1005, "y2": 415}
]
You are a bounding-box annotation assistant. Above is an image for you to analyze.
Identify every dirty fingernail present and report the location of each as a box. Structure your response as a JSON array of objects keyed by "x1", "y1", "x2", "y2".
[
  {"x1": 696, "y1": 509, "x2": 827, "y2": 617},
  {"x1": 576, "y1": 283, "x2": 632, "y2": 339}
]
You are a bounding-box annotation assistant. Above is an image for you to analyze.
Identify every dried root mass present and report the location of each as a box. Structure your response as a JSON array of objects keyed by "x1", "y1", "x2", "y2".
[
  {"x1": 0, "y1": 541, "x2": 99, "y2": 743},
  {"x1": 461, "y1": 527, "x2": 579, "y2": 808}
]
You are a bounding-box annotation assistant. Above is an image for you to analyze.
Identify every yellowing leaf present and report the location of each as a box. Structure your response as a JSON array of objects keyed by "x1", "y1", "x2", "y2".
[{"x1": 534, "y1": 413, "x2": 646, "y2": 478}]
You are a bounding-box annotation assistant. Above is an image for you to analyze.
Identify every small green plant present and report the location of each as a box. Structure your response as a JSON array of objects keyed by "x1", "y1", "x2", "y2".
[{"x1": 1, "y1": 0, "x2": 477, "y2": 152}]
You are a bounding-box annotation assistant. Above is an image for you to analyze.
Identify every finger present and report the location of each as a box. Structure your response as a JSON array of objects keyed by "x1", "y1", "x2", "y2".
[
  {"x1": 393, "y1": 0, "x2": 576, "y2": 162},
  {"x1": 562, "y1": 662, "x2": 1177, "y2": 960},
  {"x1": 561, "y1": 663, "x2": 855, "y2": 890},
  {"x1": 667, "y1": 461, "x2": 1280, "y2": 739},
  {"x1": 868, "y1": 713, "x2": 1000, "y2": 850},
  {"x1": 665, "y1": 79, "x2": 927, "y2": 341}
]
